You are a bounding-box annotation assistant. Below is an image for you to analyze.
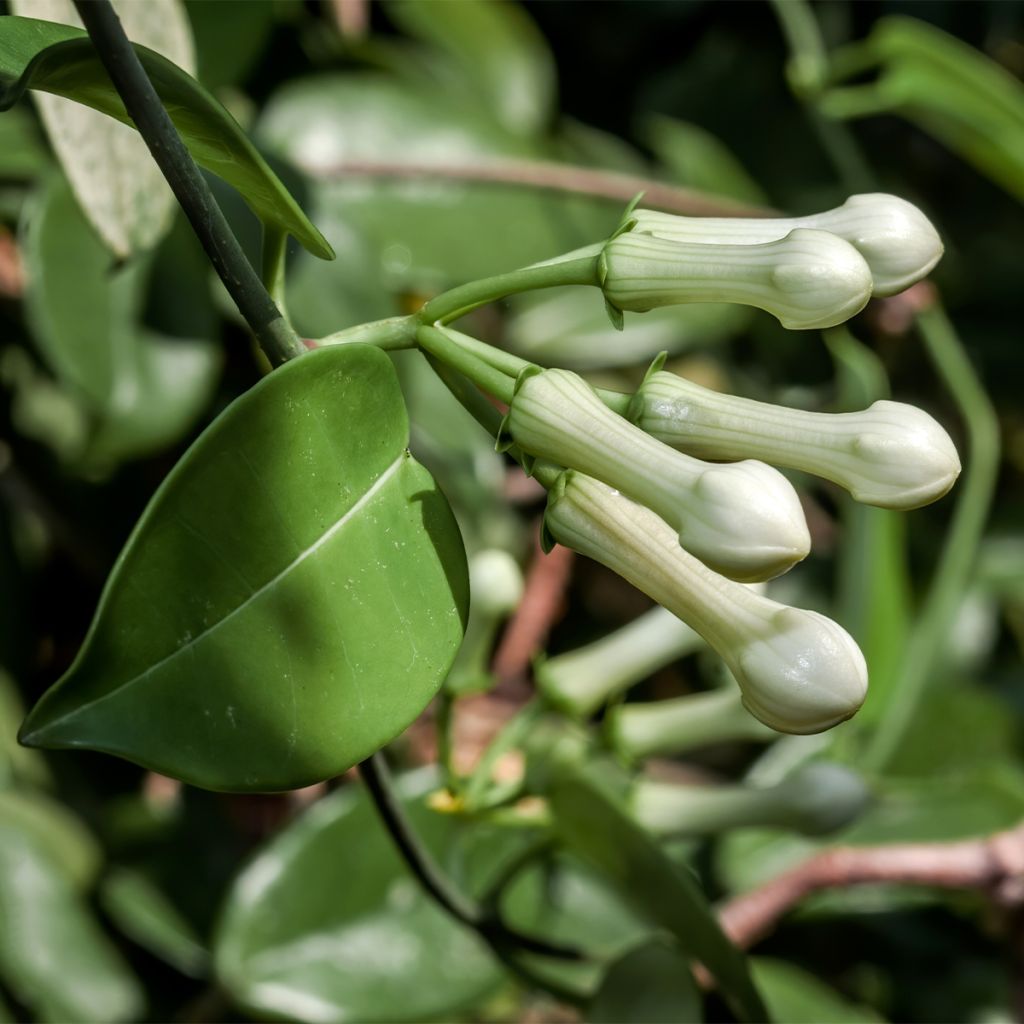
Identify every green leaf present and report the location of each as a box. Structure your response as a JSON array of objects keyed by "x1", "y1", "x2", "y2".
[
  {"x1": 100, "y1": 867, "x2": 209, "y2": 977},
  {"x1": 548, "y1": 773, "x2": 767, "y2": 1022},
  {"x1": 0, "y1": 670, "x2": 49, "y2": 790},
  {"x1": 590, "y1": 940, "x2": 703, "y2": 1023},
  {"x1": 214, "y1": 770, "x2": 506, "y2": 1022},
  {"x1": 0, "y1": 789, "x2": 100, "y2": 889},
  {"x1": 19, "y1": 345, "x2": 469, "y2": 791},
  {"x1": 11, "y1": 0, "x2": 195, "y2": 258},
  {"x1": 0, "y1": 14, "x2": 333, "y2": 258},
  {"x1": 751, "y1": 958, "x2": 881, "y2": 1023},
  {"x1": 0, "y1": 817, "x2": 144, "y2": 1023},
  {"x1": 258, "y1": 74, "x2": 615, "y2": 294},
  {"x1": 384, "y1": 0, "x2": 556, "y2": 138},
  {"x1": 20, "y1": 172, "x2": 220, "y2": 464}
]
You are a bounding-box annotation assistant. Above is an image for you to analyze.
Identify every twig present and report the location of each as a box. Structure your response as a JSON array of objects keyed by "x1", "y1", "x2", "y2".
[
  {"x1": 716, "y1": 821, "x2": 1024, "y2": 952},
  {"x1": 298, "y1": 157, "x2": 775, "y2": 219},
  {"x1": 491, "y1": 530, "x2": 574, "y2": 697},
  {"x1": 72, "y1": 0, "x2": 302, "y2": 366}
]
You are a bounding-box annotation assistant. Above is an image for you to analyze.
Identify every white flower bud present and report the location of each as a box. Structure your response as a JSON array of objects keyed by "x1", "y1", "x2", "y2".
[
  {"x1": 601, "y1": 228, "x2": 873, "y2": 330},
  {"x1": 544, "y1": 472, "x2": 868, "y2": 734},
  {"x1": 631, "y1": 193, "x2": 943, "y2": 296},
  {"x1": 507, "y1": 368, "x2": 810, "y2": 582},
  {"x1": 468, "y1": 549, "x2": 524, "y2": 616},
  {"x1": 635, "y1": 372, "x2": 961, "y2": 510}
]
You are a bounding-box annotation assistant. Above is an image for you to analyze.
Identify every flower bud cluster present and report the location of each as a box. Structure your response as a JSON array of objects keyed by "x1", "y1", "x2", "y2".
[{"x1": 600, "y1": 193, "x2": 943, "y2": 328}]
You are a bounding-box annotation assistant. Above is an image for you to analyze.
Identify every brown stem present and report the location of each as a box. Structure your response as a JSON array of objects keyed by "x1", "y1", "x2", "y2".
[{"x1": 297, "y1": 157, "x2": 775, "y2": 219}]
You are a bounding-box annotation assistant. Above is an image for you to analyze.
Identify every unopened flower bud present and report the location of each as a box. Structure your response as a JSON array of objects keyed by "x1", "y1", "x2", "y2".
[
  {"x1": 507, "y1": 368, "x2": 809, "y2": 581},
  {"x1": 631, "y1": 193, "x2": 943, "y2": 296},
  {"x1": 544, "y1": 472, "x2": 868, "y2": 734},
  {"x1": 601, "y1": 228, "x2": 873, "y2": 330},
  {"x1": 468, "y1": 549, "x2": 524, "y2": 617},
  {"x1": 634, "y1": 371, "x2": 961, "y2": 510},
  {"x1": 633, "y1": 762, "x2": 870, "y2": 837}
]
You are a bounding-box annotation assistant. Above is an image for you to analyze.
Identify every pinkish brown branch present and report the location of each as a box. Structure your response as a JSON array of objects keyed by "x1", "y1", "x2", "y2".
[{"x1": 296, "y1": 157, "x2": 775, "y2": 219}]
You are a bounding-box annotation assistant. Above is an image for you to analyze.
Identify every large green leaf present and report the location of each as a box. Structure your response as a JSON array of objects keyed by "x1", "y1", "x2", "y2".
[
  {"x1": 20, "y1": 172, "x2": 220, "y2": 464},
  {"x1": 384, "y1": 0, "x2": 556, "y2": 137},
  {"x1": 0, "y1": 817, "x2": 144, "y2": 1023},
  {"x1": 214, "y1": 770, "x2": 507, "y2": 1022},
  {"x1": 589, "y1": 940, "x2": 703, "y2": 1023},
  {"x1": 751, "y1": 958, "x2": 881, "y2": 1023},
  {"x1": 11, "y1": 0, "x2": 195, "y2": 258},
  {"x1": 548, "y1": 773, "x2": 767, "y2": 1022},
  {"x1": 19, "y1": 345, "x2": 469, "y2": 791},
  {"x1": 0, "y1": 14, "x2": 332, "y2": 258}
]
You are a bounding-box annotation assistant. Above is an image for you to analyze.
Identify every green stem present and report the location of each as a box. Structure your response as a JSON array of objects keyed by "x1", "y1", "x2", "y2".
[
  {"x1": 417, "y1": 325, "x2": 517, "y2": 404},
  {"x1": 72, "y1": 0, "x2": 303, "y2": 366},
  {"x1": 441, "y1": 327, "x2": 533, "y2": 379},
  {"x1": 419, "y1": 248, "x2": 603, "y2": 326},
  {"x1": 261, "y1": 224, "x2": 289, "y2": 319},
  {"x1": 361, "y1": 753, "x2": 583, "y2": 964},
  {"x1": 463, "y1": 699, "x2": 544, "y2": 811},
  {"x1": 865, "y1": 304, "x2": 1000, "y2": 769},
  {"x1": 436, "y1": 689, "x2": 459, "y2": 794},
  {"x1": 318, "y1": 315, "x2": 420, "y2": 350}
]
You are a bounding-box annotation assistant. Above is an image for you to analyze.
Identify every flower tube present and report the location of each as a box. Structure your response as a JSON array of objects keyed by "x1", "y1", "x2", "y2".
[
  {"x1": 543, "y1": 471, "x2": 868, "y2": 733},
  {"x1": 600, "y1": 227, "x2": 873, "y2": 330},
  {"x1": 506, "y1": 368, "x2": 810, "y2": 581},
  {"x1": 629, "y1": 193, "x2": 943, "y2": 296},
  {"x1": 632, "y1": 370, "x2": 961, "y2": 510}
]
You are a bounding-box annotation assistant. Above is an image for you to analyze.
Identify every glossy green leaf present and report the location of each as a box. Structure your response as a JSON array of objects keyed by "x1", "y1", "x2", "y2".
[
  {"x1": 11, "y1": 0, "x2": 195, "y2": 258},
  {"x1": 590, "y1": 940, "x2": 702, "y2": 1023},
  {"x1": 20, "y1": 172, "x2": 220, "y2": 464},
  {"x1": 259, "y1": 74, "x2": 615, "y2": 296},
  {"x1": 751, "y1": 958, "x2": 880, "y2": 1023},
  {"x1": 0, "y1": 789, "x2": 100, "y2": 889},
  {"x1": 0, "y1": 817, "x2": 144, "y2": 1022},
  {"x1": 100, "y1": 867, "x2": 208, "y2": 977},
  {"x1": 0, "y1": 14, "x2": 333, "y2": 258},
  {"x1": 214, "y1": 770, "x2": 506, "y2": 1022},
  {"x1": 823, "y1": 17, "x2": 1024, "y2": 202},
  {"x1": 384, "y1": 0, "x2": 556, "y2": 137},
  {"x1": 548, "y1": 773, "x2": 767, "y2": 1022},
  {"x1": 19, "y1": 345, "x2": 469, "y2": 791}
]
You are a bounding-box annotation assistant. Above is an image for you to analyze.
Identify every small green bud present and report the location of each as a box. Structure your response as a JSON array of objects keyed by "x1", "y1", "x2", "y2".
[
  {"x1": 634, "y1": 372, "x2": 961, "y2": 510},
  {"x1": 544, "y1": 472, "x2": 868, "y2": 734},
  {"x1": 631, "y1": 193, "x2": 943, "y2": 297},
  {"x1": 632, "y1": 762, "x2": 870, "y2": 837},
  {"x1": 601, "y1": 228, "x2": 873, "y2": 330},
  {"x1": 508, "y1": 369, "x2": 810, "y2": 582}
]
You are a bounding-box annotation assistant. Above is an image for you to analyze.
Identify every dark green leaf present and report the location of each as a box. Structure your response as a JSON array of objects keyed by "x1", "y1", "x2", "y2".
[
  {"x1": 751, "y1": 958, "x2": 881, "y2": 1023},
  {"x1": 214, "y1": 770, "x2": 506, "y2": 1022},
  {"x1": 20, "y1": 172, "x2": 220, "y2": 463},
  {"x1": 384, "y1": 0, "x2": 556, "y2": 137},
  {"x1": 0, "y1": 14, "x2": 333, "y2": 257},
  {"x1": 548, "y1": 773, "x2": 767, "y2": 1022},
  {"x1": 19, "y1": 345, "x2": 469, "y2": 791},
  {"x1": 11, "y1": 0, "x2": 194, "y2": 258},
  {"x1": 0, "y1": 817, "x2": 144, "y2": 1022},
  {"x1": 590, "y1": 940, "x2": 703, "y2": 1024},
  {"x1": 100, "y1": 867, "x2": 208, "y2": 977}
]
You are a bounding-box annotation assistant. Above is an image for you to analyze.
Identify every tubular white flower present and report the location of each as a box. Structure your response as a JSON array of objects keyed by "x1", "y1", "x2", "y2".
[
  {"x1": 507, "y1": 368, "x2": 810, "y2": 582},
  {"x1": 634, "y1": 371, "x2": 961, "y2": 510},
  {"x1": 601, "y1": 228, "x2": 873, "y2": 330},
  {"x1": 631, "y1": 193, "x2": 943, "y2": 296},
  {"x1": 543, "y1": 471, "x2": 868, "y2": 734}
]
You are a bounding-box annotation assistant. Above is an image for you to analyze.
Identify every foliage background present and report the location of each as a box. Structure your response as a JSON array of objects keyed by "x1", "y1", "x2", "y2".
[{"x1": 0, "y1": 0, "x2": 1022, "y2": 1021}]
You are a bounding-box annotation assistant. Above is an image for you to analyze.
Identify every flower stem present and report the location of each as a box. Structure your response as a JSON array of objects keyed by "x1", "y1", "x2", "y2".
[
  {"x1": 416, "y1": 325, "x2": 517, "y2": 404},
  {"x1": 72, "y1": 0, "x2": 303, "y2": 366}
]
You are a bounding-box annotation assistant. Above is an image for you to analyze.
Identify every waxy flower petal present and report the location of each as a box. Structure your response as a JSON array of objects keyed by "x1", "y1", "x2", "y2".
[
  {"x1": 634, "y1": 371, "x2": 961, "y2": 509},
  {"x1": 631, "y1": 193, "x2": 943, "y2": 296},
  {"x1": 544, "y1": 471, "x2": 868, "y2": 734},
  {"x1": 508, "y1": 368, "x2": 810, "y2": 581}
]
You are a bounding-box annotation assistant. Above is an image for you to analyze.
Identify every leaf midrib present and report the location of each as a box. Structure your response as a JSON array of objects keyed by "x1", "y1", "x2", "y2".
[{"x1": 50, "y1": 455, "x2": 406, "y2": 728}]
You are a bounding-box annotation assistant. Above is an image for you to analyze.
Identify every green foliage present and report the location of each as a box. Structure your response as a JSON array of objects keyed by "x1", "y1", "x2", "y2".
[{"x1": 20, "y1": 346, "x2": 469, "y2": 790}]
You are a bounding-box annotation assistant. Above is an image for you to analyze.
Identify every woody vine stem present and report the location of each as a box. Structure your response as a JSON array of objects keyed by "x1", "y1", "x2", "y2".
[{"x1": 71, "y1": 0, "x2": 585, "y2": 980}]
